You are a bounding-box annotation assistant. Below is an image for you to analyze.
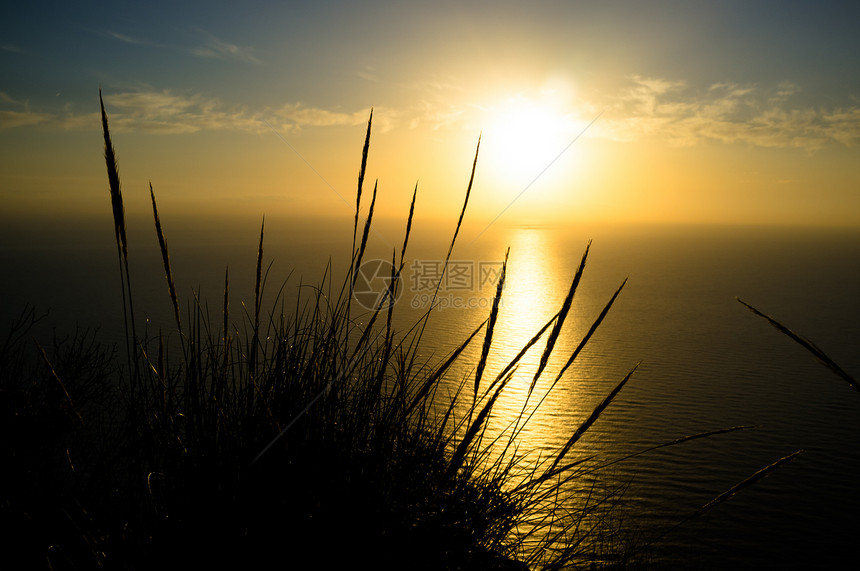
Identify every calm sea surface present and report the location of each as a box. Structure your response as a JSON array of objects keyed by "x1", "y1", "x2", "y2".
[{"x1": 3, "y1": 217, "x2": 860, "y2": 568}]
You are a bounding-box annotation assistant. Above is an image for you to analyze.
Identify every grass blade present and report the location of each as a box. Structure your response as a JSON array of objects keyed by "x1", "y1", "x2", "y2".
[
  {"x1": 404, "y1": 319, "x2": 487, "y2": 417},
  {"x1": 408, "y1": 136, "x2": 481, "y2": 368},
  {"x1": 446, "y1": 368, "x2": 518, "y2": 481},
  {"x1": 549, "y1": 363, "x2": 639, "y2": 473},
  {"x1": 352, "y1": 109, "x2": 372, "y2": 263},
  {"x1": 694, "y1": 450, "x2": 803, "y2": 517},
  {"x1": 650, "y1": 449, "x2": 804, "y2": 549},
  {"x1": 100, "y1": 88, "x2": 127, "y2": 262},
  {"x1": 150, "y1": 182, "x2": 181, "y2": 333},
  {"x1": 489, "y1": 311, "x2": 559, "y2": 397},
  {"x1": 473, "y1": 247, "x2": 509, "y2": 405},
  {"x1": 250, "y1": 217, "x2": 265, "y2": 377},
  {"x1": 352, "y1": 180, "x2": 377, "y2": 290},
  {"x1": 99, "y1": 88, "x2": 137, "y2": 376},
  {"x1": 529, "y1": 242, "x2": 591, "y2": 397},
  {"x1": 35, "y1": 341, "x2": 84, "y2": 427},
  {"x1": 551, "y1": 277, "x2": 629, "y2": 390},
  {"x1": 399, "y1": 182, "x2": 418, "y2": 272},
  {"x1": 738, "y1": 298, "x2": 860, "y2": 393}
]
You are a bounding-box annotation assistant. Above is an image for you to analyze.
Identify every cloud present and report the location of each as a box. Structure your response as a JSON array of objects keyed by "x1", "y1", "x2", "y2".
[
  {"x1": 404, "y1": 101, "x2": 466, "y2": 131},
  {"x1": 0, "y1": 88, "x2": 256, "y2": 133},
  {"x1": 191, "y1": 30, "x2": 262, "y2": 65},
  {"x1": 0, "y1": 110, "x2": 52, "y2": 129},
  {"x1": 0, "y1": 92, "x2": 52, "y2": 129},
  {"x1": 99, "y1": 90, "x2": 263, "y2": 134},
  {"x1": 106, "y1": 31, "x2": 149, "y2": 46},
  {"x1": 0, "y1": 88, "x2": 378, "y2": 135},
  {"x1": 4, "y1": 79, "x2": 858, "y2": 152},
  {"x1": 599, "y1": 76, "x2": 860, "y2": 151},
  {"x1": 103, "y1": 28, "x2": 261, "y2": 65},
  {"x1": 0, "y1": 92, "x2": 19, "y2": 105},
  {"x1": 271, "y1": 103, "x2": 372, "y2": 130},
  {"x1": 0, "y1": 44, "x2": 29, "y2": 55},
  {"x1": 394, "y1": 74, "x2": 860, "y2": 149},
  {"x1": 102, "y1": 29, "x2": 176, "y2": 51}
]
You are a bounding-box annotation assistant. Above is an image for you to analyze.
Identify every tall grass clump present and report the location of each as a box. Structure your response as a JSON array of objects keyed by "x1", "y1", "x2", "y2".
[{"x1": 0, "y1": 92, "x2": 805, "y2": 570}]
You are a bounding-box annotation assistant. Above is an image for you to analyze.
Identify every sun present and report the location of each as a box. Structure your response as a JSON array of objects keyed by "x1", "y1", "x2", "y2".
[{"x1": 480, "y1": 96, "x2": 580, "y2": 187}]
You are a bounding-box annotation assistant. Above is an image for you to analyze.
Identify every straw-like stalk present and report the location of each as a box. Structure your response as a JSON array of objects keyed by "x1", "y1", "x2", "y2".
[
  {"x1": 35, "y1": 340, "x2": 84, "y2": 427},
  {"x1": 530, "y1": 241, "x2": 591, "y2": 396},
  {"x1": 352, "y1": 180, "x2": 377, "y2": 290},
  {"x1": 549, "y1": 364, "x2": 639, "y2": 474},
  {"x1": 473, "y1": 247, "x2": 509, "y2": 406},
  {"x1": 99, "y1": 88, "x2": 137, "y2": 376},
  {"x1": 694, "y1": 450, "x2": 803, "y2": 516},
  {"x1": 406, "y1": 135, "x2": 481, "y2": 368},
  {"x1": 150, "y1": 182, "x2": 181, "y2": 333},
  {"x1": 352, "y1": 108, "x2": 373, "y2": 265},
  {"x1": 249, "y1": 216, "x2": 265, "y2": 378},
  {"x1": 738, "y1": 298, "x2": 860, "y2": 393},
  {"x1": 650, "y1": 449, "x2": 804, "y2": 547}
]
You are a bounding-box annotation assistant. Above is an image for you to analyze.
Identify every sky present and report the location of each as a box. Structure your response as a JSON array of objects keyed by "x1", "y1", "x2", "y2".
[{"x1": 2, "y1": 0, "x2": 860, "y2": 229}]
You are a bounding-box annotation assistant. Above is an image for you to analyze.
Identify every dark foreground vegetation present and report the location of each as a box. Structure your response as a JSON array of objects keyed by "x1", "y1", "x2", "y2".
[{"x1": 2, "y1": 92, "x2": 810, "y2": 570}]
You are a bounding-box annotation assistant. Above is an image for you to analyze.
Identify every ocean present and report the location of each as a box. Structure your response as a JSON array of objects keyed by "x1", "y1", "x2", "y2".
[{"x1": 3, "y1": 215, "x2": 859, "y2": 568}]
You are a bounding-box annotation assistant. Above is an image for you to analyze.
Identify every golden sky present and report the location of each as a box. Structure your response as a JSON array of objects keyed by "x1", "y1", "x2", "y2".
[{"x1": 2, "y1": 1, "x2": 859, "y2": 228}]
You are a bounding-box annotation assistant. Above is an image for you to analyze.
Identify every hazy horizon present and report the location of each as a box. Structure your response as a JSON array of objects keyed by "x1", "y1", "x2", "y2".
[{"x1": 4, "y1": 210, "x2": 860, "y2": 254}]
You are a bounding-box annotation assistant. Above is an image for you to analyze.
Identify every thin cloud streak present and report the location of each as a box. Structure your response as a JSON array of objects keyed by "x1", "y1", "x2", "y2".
[
  {"x1": 0, "y1": 92, "x2": 51, "y2": 129},
  {"x1": 0, "y1": 44, "x2": 30, "y2": 55},
  {"x1": 2, "y1": 79, "x2": 859, "y2": 153},
  {"x1": 190, "y1": 29, "x2": 262, "y2": 65},
  {"x1": 0, "y1": 110, "x2": 52, "y2": 129},
  {"x1": 102, "y1": 30, "x2": 175, "y2": 51},
  {"x1": 270, "y1": 103, "x2": 369, "y2": 131},
  {"x1": 106, "y1": 31, "x2": 153, "y2": 46},
  {"x1": 0, "y1": 89, "x2": 373, "y2": 134},
  {"x1": 103, "y1": 28, "x2": 261, "y2": 65}
]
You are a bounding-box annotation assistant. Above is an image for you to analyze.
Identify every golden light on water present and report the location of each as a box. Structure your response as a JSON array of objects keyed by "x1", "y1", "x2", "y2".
[
  {"x1": 458, "y1": 227, "x2": 633, "y2": 557},
  {"x1": 493, "y1": 230, "x2": 562, "y2": 356},
  {"x1": 481, "y1": 228, "x2": 594, "y2": 460}
]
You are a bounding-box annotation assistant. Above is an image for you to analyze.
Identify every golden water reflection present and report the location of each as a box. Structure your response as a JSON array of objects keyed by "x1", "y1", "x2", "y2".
[
  {"x1": 456, "y1": 227, "x2": 629, "y2": 558},
  {"x1": 478, "y1": 228, "x2": 603, "y2": 466}
]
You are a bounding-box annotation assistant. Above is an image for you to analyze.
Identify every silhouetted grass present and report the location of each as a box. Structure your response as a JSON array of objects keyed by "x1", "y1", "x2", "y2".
[
  {"x1": 738, "y1": 297, "x2": 860, "y2": 393},
  {"x1": 0, "y1": 93, "x2": 806, "y2": 570}
]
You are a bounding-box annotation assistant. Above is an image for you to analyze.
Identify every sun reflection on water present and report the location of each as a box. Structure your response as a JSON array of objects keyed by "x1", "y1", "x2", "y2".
[
  {"x1": 450, "y1": 226, "x2": 633, "y2": 559},
  {"x1": 477, "y1": 228, "x2": 600, "y2": 465}
]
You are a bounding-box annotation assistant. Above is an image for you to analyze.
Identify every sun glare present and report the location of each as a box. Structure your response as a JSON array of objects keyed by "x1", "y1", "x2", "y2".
[{"x1": 481, "y1": 96, "x2": 579, "y2": 187}]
